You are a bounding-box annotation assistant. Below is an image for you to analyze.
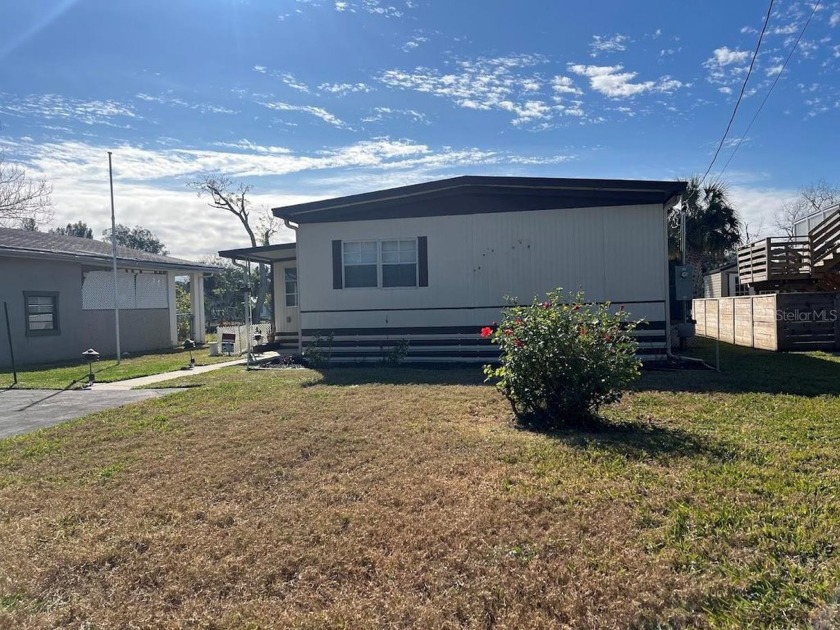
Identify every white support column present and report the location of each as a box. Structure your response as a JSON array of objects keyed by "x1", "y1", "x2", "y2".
[
  {"x1": 190, "y1": 272, "x2": 206, "y2": 344},
  {"x1": 167, "y1": 271, "x2": 178, "y2": 347}
]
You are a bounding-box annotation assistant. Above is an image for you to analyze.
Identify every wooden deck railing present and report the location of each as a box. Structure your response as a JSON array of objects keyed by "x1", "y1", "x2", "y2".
[
  {"x1": 810, "y1": 209, "x2": 840, "y2": 270},
  {"x1": 737, "y1": 236, "x2": 811, "y2": 284}
]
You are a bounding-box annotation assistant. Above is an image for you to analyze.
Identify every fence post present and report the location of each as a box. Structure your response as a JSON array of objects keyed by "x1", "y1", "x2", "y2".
[{"x1": 835, "y1": 293, "x2": 840, "y2": 351}]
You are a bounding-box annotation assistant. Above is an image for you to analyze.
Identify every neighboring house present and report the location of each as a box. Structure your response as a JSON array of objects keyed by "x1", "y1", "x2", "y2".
[
  {"x1": 0, "y1": 227, "x2": 218, "y2": 368},
  {"x1": 702, "y1": 261, "x2": 754, "y2": 298},
  {"x1": 219, "y1": 176, "x2": 687, "y2": 362}
]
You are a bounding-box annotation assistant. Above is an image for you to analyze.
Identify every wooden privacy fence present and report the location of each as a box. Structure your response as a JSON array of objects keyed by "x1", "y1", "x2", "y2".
[{"x1": 693, "y1": 292, "x2": 840, "y2": 352}]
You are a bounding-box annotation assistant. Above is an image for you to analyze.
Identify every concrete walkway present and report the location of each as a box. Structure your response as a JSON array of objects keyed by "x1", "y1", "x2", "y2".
[
  {"x1": 94, "y1": 356, "x2": 251, "y2": 390},
  {"x1": 1, "y1": 353, "x2": 279, "y2": 438}
]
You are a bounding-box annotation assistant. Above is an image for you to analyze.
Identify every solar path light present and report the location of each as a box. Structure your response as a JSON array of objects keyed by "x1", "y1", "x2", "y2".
[
  {"x1": 183, "y1": 338, "x2": 196, "y2": 369},
  {"x1": 82, "y1": 348, "x2": 100, "y2": 388}
]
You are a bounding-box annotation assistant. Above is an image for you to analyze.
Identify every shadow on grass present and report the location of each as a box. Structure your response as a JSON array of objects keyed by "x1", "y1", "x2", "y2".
[
  {"x1": 638, "y1": 341, "x2": 840, "y2": 397},
  {"x1": 302, "y1": 364, "x2": 489, "y2": 388},
  {"x1": 522, "y1": 415, "x2": 739, "y2": 463}
]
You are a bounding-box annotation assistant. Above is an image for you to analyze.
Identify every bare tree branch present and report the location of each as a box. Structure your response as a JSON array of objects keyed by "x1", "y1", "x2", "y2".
[
  {"x1": 0, "y1": 151, "x2": 53, "y2": 229},
  {"x1": 189, "y1": 174, "x2": 257, "y2": 247},
  {"x1": 773, "y1": 179, "x2": 840, "y2": 238},
  {"x1": 256, "y1": 206, "x2": 280, "y2": 246}
]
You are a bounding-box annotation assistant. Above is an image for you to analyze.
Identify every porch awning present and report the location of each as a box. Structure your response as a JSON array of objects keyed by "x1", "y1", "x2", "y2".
[{"x1": 217, "y1": 242, "x2": 296, "y2": 265}]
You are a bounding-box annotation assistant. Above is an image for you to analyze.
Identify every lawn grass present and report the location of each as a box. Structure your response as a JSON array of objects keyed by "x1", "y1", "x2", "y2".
[
  {"x1": 0, "y1": 342, "x2": 838, "y2": 627},
  {"x1": 0, "y1": 345, "x2": 236, "y2": 390}
]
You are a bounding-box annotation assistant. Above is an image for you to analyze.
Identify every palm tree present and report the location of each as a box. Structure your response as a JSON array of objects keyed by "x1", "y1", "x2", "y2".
[{"x1": 669, "y1": 177, "x2": 742, "y2": 296}]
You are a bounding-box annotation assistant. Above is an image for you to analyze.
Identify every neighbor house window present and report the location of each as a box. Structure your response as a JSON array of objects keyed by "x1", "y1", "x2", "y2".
[
  {"x1": 342, "y1": 239, "x2": 418, "y2": 288},
  {"x1": 381, "y1": 239, "x2": 417, "y2": 287},
  {"x1": 343, "y1": 241, "x2": 379, "y2": 288},
  {"x1": 24, "y1": 292, "x2": 59, "y2": 336},
  {"x1": 284, "y1": 267, "x2": 298, "y2": 307}
]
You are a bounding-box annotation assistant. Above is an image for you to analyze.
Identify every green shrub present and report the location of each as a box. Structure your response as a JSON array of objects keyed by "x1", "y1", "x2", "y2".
[
  {"x1": 483, "y1": 289, "x2": 642, "y2": 427},
  {"x1": 304, "y1": 331, "x2": 334, "y2": 368}
]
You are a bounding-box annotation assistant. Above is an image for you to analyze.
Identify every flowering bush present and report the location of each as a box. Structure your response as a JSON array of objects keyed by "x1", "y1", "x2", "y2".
[{"x1": 483, "y1": 289, "x2": 642, "y2": 427}]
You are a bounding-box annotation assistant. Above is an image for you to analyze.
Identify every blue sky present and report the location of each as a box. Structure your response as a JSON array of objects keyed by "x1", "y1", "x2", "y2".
[{"x1": 1, "y1": 0, "x2": 838, "y2": 258}]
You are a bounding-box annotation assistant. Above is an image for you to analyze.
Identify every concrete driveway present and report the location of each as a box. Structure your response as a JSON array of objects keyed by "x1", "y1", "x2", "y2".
[{"x1": 0, "y1": 388, "x2": 177, "y2": 439}]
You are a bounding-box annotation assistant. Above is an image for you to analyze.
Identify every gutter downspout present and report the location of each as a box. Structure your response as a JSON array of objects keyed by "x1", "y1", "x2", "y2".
[{"x1": 282, "y1": 219, "x2": 302, "y2": 355}]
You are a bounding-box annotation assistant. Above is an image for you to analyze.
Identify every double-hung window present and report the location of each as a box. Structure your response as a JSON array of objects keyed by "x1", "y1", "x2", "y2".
[
  {"x1": 342, "y1": 239, "x2": 418, "y2": 288},
  {"x1": 24, "y1": 292, "x2": 59, "y2": 336},
  {"x1": 284, "y1": 267, "x2": 298, "y2": 307},
  {"x1": 381, "y1": 239, "x2": 417, "y2": 287},
  {"x1": 343, "y1": 241, "x2": 380, "y2": 288}
]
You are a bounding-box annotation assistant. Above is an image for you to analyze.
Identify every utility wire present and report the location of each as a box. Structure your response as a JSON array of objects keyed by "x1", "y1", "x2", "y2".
[
  {"x1": 715, "y1": 0, "x2": 821, "y2": 182},
  {"x1": 699, "y1": 0, "x2": 775, "y2": 187}
]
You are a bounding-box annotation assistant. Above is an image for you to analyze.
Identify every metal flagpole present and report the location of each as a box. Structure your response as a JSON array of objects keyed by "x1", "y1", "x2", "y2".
[{"x1": 108, "y1": 151, "x2": 121, "y2": 364}]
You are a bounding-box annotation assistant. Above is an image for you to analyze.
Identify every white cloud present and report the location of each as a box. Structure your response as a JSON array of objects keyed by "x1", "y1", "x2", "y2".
[
  {"x1": 0, "y1": 93, "x2": 136, "y2": 127},
  {"x1": 567, "y1": 64, "x2": 682, "y2": 98},
  {"x1": 401, "y1": 35, "x2": 429, "y2": 52},
  {"x1": 765, "y1": 63, "x2": 784, "y2": 76},
  {"x1": 3, "y1": 136, "x2": 572, "y2": 257},
  {"x1": 829, "y1": 12, "x2": 840, "y2": 27},
  {"x1": 361, "y1": 107, "x2": 428, "y2": 124},
  {"x1": 378, "y1": 54, "x2": 556, "y2": 125},
  {"x1": 498, "y1": 100, "x2": 553, "y2": 125},
  {"x1": 551, "y1": 75, "x2": 583, "y2": 96},
  {"x1": 259, "y1": 101, "x2": 347, "y2": 128},
  {"x1": 318, "y1": 82, "x2": 373, "y2": 95},
  {"x1": 589, "y1": 34, "x2": 629, "y2": 57},
  {"x1": 279, "y1": 73, "x2": 310, "y2": 93},
  {"x1": 704, "y1": 47, "x2": 751, "y2": 87},
  {"x1": 708, "y1": 47, "x2": 751, "y2": 66},
  {"x1": 135, "y1": 93, "x2": 237, "y2": 115},
  {"x1": 770, "y1": 23, "x2": 800, "y2": 36}
]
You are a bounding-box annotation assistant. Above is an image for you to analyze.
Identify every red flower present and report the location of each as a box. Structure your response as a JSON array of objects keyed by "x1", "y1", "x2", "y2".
[
  {"x1": 513, "y1": 339, "x2": 523, "y2": 347},
  {"x1": 504, "y1": 328, "x2": 514, "y2": 336},
  {"x1": 480, "y1": 326, "x2": 493, "y2": 338},
  {"x1": 542, "y1": 301, "x2": 551, "y2": 309}
]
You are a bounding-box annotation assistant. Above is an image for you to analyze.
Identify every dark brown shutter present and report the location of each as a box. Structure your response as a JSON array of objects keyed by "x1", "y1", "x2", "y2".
[
  {"x1": 332, "y1": 240, "x2": 343, "y2": 289},
  {"x1": 418, "y1": 236, "x2": 428, "y2": 287}
]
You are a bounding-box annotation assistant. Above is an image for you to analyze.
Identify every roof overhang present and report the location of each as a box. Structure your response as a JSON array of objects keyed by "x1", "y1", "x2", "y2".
[
  {"x1": 0, "y1": 247, "x2": 221, "y2": 274},
  {"x1": 272, "y1": 176, "x2": 688, "y2": 224},
  {"x1": 217, "y1": 242, "x2": 296, "y2": 265}
]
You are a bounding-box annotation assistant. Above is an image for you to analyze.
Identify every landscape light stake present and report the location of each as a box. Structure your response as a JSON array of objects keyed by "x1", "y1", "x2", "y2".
[
  {"x1": 183, "y1": 338, "x2": 196, "y2": 369},
  {"x1": 82, "y1": 348, "x2": 100, "y2": 389}
]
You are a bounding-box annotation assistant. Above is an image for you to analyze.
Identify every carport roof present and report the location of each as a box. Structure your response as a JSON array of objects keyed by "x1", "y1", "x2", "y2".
[
  {"x1": 0, "y1": 227, "x2": 220, "y2": 273},
  {"x1": 217, "y1": 242, "x2": 296, "y2": 265}
]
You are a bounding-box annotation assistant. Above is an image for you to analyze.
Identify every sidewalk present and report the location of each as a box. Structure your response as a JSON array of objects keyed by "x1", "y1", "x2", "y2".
[{"x1": 94, "y1": 352, "x2": 281, "y2": 390}]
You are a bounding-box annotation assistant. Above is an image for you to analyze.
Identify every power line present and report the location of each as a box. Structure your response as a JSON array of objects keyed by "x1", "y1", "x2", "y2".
[
  {"x1": 699, "y1": 0, "x2": 775, "y2": 187},
  {"x1": 715, "y1": 0, "x2": 821, "y2": 182}
]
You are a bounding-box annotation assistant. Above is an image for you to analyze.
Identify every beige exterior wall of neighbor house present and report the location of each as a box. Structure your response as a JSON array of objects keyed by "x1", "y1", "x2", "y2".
[
  {"x1": 0, "y1": 257, "x2": 176, "y2": 368},
  {"x1": 295, "y1": 203, "x2": 669, "y2": 360}
]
